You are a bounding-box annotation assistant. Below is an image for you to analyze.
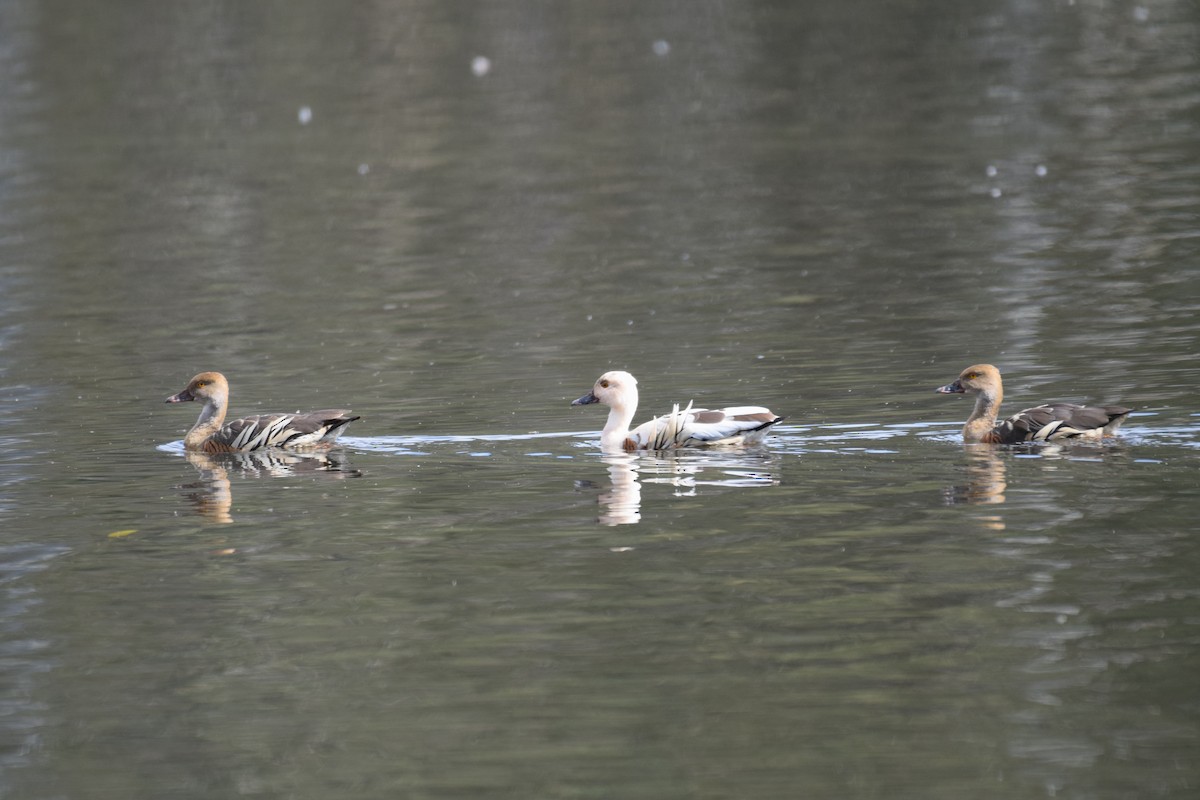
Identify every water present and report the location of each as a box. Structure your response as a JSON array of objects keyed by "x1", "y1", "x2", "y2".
[{"x1": 2, "y1": 1, "x2": 1199, "y2": 798}]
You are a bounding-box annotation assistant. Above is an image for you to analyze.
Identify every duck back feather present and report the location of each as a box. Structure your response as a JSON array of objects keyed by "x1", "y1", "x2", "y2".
[
  {"x1": 993, "y1": 403, "x2": 1131, "y2": 444},
  {"x1": 203, "y1": 411, "x2": 358, "y2": 453}
]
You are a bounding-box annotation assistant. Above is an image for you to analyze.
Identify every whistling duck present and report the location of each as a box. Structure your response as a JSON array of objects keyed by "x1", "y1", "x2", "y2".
[
  {"x1": 165, "y1": 371, "x2": 358, "y2": 452},
  {"x1": 936, "y1": 364, "x2": 1130, "y2": 444},
  {"x1": 572, "y1": 370, "x2": 784, "y2": 452}
]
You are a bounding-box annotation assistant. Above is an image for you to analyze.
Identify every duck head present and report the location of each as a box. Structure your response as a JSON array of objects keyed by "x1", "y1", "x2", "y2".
[
  {"x1": 572, "y1": 370, "x2": 638, "y2": 409},
  {"x1": 166, "y1": 371, "x2": 230, "y2": 405},
  {"x1": 936, "y1": 364, "x2": 1002, "y2": 396}
]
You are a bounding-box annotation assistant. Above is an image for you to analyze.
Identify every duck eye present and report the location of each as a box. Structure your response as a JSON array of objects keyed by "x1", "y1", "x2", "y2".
[
  {"x1": 195, "y1": 380, "x2": 207, "y2": 388},
  {"x1": 965, "y1": 373, "x2": 977, "y2": 380},
  {"x1": 599, "y1": 379, "x2": 609, "y2": 388}
]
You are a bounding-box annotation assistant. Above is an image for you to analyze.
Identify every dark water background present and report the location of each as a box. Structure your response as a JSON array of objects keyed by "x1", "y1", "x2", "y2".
[{"x1": 1, "y1": 1, "x2": 1198, "y2": 798}]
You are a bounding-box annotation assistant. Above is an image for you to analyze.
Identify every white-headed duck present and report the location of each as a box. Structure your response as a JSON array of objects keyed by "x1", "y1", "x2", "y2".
[{"x1": 572, "y1": 370, "x2": 783, "y2": 453}]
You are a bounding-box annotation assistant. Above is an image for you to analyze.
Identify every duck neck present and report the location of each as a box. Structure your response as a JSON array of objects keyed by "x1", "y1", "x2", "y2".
[
  {"x1": 963, "y1": 386, "x2": 1001, "y2": 443},
  {"x1": 185, "y1": 396, "x2": 227, "y2": 450},
  {"x1": 599, "y1": 387, "x2": 638, "y2": 453}
]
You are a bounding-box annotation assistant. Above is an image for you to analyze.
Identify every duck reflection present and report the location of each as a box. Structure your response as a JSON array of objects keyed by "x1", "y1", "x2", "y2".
[
  {"x1": 943, "y1": 446, "x2": 1008, "y2": 530},
  {"x1": 580, "y1": 450, "x2": 781, "y2": 525},
  {"x1": 638, "y1": 450, "x2": 782, "y2": 495},
  {"x1": 942, "y1": 439, "x2": 1131, "y2": 531},
  {"x1": 1024, "y1": 439, "x2": 1129, "y2": 463},
  {"x1": 943, "y1": 446, "x2": 1008, "y2": 508},
  {"x1": 175, "y1": 449, "x2": 360, "y2": 523},
  {"x1": 596, "y1": 454, "x2": 643, "y2": 525}
]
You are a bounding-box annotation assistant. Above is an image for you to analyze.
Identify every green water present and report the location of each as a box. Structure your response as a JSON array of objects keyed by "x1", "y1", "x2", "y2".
[{"x1": 1, "y1": 1, "x2": 1198, "y2": 798}]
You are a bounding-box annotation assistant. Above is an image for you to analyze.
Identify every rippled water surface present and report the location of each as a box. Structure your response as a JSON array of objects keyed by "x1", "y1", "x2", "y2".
[{"x1": 1, "y1": 1, "x2": 1198, "y2": 798}]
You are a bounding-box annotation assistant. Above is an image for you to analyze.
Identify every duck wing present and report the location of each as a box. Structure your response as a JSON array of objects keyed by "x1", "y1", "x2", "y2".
[
  {"x1": 631, "y1": 404, "x2": 783, "y2": 449},
  {"x1": 997, "y1": 403, "x2": 1130, "y2": 443},
  {"x1": 205, "y1": 410, "x2": 359, "y2": 452}
]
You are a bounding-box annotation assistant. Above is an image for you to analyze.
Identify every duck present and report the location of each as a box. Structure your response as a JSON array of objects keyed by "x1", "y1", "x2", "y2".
[
  {"x1": 571, "y1": 370, "x2": 784, "y2": 452},
  {"x1": 165, "y1": 371, "x2": 359, "y2": 452},
  {"x1": 935, "y1": 363, "x2": 1130, "y2": 444}
]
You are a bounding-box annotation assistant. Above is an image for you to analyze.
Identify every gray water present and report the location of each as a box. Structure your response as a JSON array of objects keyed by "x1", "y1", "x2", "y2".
[{"x1": 1, "y1": 1, "x2": 1199, "y2": 798}]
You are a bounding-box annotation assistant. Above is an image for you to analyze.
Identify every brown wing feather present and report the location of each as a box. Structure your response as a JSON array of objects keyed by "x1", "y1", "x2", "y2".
[
  {"x1": 732, "y1": 411, "x2": 784, "y2": 425},
  {"x1": 1000, "y1": 403, "x2": 1129, "y2": 442}
]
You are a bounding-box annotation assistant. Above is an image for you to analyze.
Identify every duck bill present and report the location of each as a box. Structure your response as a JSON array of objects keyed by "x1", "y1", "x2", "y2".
[
  {"x1": 935, "y1": 381, "x2": 964, "y2": 394},
  {"x1": 571, "y1": 391, "x2": 599, "y2": 406},
  {"x1": 165, "y1": 388, "x2": 195, "y2": 403}
]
